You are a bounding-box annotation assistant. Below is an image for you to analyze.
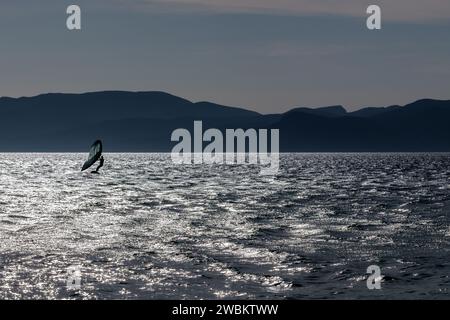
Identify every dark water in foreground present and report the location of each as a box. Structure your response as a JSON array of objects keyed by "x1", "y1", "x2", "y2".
[{"x1": 0, "y1": 153, "x2": 449, "y2": 299}]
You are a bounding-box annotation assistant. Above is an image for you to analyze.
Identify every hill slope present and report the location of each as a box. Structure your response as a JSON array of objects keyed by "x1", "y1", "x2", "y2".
[{"x1": 0, "y1": 92, "x2": 449, "y2": 151}]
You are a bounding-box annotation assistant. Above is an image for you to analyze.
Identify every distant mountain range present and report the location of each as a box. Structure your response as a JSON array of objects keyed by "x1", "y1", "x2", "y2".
[{"x1": 0, "y1": 91, "x2": 449, "y2": 151}]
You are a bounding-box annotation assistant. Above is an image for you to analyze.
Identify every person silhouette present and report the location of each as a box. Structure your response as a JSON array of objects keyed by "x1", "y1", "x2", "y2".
[{"x1": 94, "y1": 155, "x2": 104, "y2": 173}]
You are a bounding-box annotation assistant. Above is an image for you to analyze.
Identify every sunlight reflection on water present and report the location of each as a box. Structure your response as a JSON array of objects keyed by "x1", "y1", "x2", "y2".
[{"x1": 0, "y1": 153, "x2": 449, "y2": 299}]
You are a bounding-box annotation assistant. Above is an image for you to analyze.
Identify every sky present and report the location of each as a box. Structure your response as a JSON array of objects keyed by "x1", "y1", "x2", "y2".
[{"x1": 0, "y1": 0, "x2": 449, "y2": 113}]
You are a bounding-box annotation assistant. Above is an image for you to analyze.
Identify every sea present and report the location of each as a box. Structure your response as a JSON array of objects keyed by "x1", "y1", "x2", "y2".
[{"x1": 0, "y1": 153, "x2": 449, "y2": 299}]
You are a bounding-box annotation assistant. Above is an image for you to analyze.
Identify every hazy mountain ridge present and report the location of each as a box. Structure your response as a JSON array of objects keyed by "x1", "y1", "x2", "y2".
[{"x1": 0, "y1": 91, "x2": 449, "y2": 151}]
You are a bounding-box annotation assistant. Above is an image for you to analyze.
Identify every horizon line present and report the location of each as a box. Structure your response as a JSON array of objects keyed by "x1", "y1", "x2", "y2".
[{"x1": 1, "y1": 90, "x2": 449, "y2": 114}]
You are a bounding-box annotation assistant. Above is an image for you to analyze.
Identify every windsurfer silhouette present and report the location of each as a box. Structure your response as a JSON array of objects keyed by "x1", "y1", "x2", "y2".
[{"x1": 94, "y1": 155, "x2": 104, "y2": 173}]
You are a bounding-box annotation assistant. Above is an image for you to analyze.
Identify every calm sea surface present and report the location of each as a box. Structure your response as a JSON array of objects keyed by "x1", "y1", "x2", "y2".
[{"x1": 0, "y1": 153, "x2": 449, "y2": 299}]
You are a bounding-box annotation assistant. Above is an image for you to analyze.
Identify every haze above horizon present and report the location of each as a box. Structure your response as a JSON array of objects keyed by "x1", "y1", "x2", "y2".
[{"x1": 1, "y1": 0, "x2": 449, "y2": 113}]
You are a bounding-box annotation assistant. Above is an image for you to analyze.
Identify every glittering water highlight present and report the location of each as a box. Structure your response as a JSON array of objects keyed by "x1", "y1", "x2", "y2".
[{"x1": 0, "y1": 153, "x2": 449, "y2": 299}]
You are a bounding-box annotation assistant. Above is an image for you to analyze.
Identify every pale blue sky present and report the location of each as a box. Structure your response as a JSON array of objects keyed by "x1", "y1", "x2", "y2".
[{"x1": 1, "y1": 0, "x2": 449, "y2": 112}]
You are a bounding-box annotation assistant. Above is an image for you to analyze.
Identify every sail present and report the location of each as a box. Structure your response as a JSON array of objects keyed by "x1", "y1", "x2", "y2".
[{"x1": 81, "y1": 140, "x2": 103, "y2": 171}]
